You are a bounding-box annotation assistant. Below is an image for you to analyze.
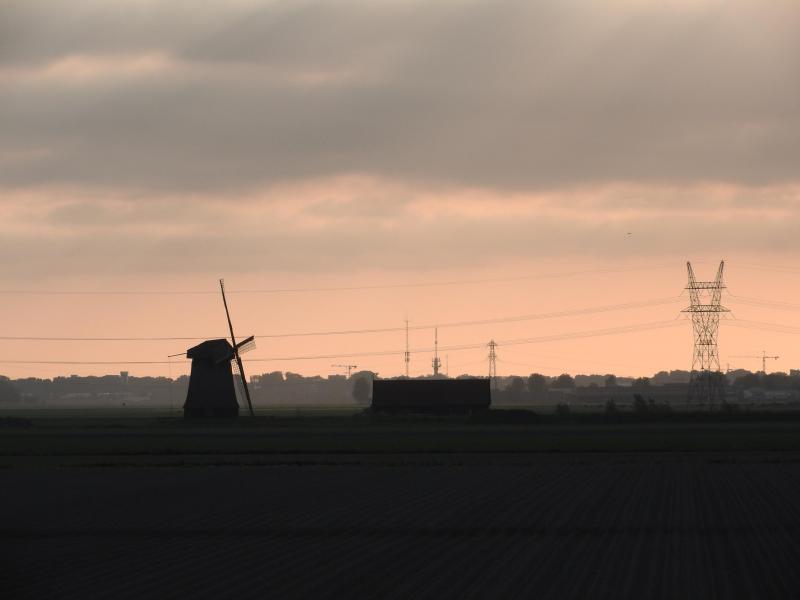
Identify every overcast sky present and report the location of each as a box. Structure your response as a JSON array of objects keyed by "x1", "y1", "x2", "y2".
[{"x1": 2, "y1": 0, "x2": 799, "y2": 378}]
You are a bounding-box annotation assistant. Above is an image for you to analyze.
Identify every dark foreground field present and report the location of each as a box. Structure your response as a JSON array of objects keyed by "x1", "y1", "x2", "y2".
[{"x1": 5, "y1": 416, "x2": 800, "y2": 598}]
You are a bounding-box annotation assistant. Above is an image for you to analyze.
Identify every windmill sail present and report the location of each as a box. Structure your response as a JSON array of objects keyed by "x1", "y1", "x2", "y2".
[
  {"x1": 235, "y1": 335, "x2": 256, "y2": 355},
  {"x1": 230, "y1": 357, "x2": 249, "y2": 412},
  {"x1": 220, "y1": 279, "x2": 255, "y2": 417}
]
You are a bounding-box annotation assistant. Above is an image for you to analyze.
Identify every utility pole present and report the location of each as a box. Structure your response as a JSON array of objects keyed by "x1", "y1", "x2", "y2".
[
  {"x1": 683, "y1": 260, "x2": 729, "y2": 408},
  {"x1": 404, "y1": 318, "x2": 410, "y2": 378},
  {"x1": 488, "y1": 339, "x2": 497, "y2": 388},
  {"x1": 432, "y1": 327, "x2": 442, "y2": 376}
]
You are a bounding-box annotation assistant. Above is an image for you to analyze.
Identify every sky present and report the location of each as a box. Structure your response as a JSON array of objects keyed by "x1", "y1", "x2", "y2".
[{"x1": 1, "y1": 0, "x2": 800, "y2": 380}]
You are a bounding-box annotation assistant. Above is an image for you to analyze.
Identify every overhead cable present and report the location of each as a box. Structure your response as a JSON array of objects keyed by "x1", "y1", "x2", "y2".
[
  {"x1": 0, "y1": 296, "x2": 683, "y2": 342},
  {"x1": 0, "y1": 264, "x2": 678, "y2": 296},
  {"x1": 0, "y1": 319, "x2": 685, "y2": 365}
]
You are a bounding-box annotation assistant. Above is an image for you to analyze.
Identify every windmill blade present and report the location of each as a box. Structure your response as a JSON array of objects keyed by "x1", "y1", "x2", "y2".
[
  {"x1": 219, "y1": 278, "x2": 255, "y2": 416},
  {"x1": 220, "y1": 279, "x2": 238, "y2": 347},
  {"x1": 233, "y1": 353, "x2": 255, "y2": 416},
  {"x1": 230, "y1": 357, "x2": 248, "y2": 409},
  {"x1": 235, "y1": 335, "x2": 256, "y2": 354}
]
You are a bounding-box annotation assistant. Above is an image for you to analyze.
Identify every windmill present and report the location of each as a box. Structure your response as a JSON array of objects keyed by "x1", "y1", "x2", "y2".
[{"x1": 183, "y1": 279, "x2": 256, "y2": 418}]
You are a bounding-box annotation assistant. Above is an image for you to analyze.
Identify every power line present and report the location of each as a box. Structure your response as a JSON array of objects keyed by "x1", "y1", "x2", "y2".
[
  {"x1": 0, "y1": 295, "x2": 682, "y2": 342},
  {"x1": 0, "y1": 264, "x2": 679, "y2": 296},
  {"x1": 724, "y1": 319, "x2": 800, "y2": 335},
  {"x1": 493, "y1": 319, "x2": 684, "y2": 349},
  {"x1": 498, "y1": 347, "x2": 650, "y2": 373},
  {"x1": 0, "y1": 318, "x2": 686, "y2": 365},
  {"x1": 726, "y1": 293, "x2": 800, "y2": 312},
  {"x1": 735, "y1": 263, "x2": 800, "y2": 274}
]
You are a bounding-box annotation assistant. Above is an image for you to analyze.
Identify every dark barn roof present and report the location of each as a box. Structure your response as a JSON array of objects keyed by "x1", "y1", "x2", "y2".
[
  {"x1": 183, "y1": 338, "x2": 239, "y2": 418},
  {"x1": 371, "y1": 378, "x2": 491, "y2": 415}
]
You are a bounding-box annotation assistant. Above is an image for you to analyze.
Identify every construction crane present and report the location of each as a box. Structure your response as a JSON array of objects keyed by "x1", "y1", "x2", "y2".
[
  {"x1": 730, "y1": 351, "x2": 779, "y2": 375},
  {"x1": 332, "y1": 364, "x2": 358, "y2": 378}
]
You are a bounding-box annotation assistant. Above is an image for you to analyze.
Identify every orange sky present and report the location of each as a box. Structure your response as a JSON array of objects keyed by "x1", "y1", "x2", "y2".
[
  {"x1": 2, "y1": 1, "x2": 799, "y2": 380},
  {"x1": 1, "y1": 252, "x2": 799, "y2": 380}
]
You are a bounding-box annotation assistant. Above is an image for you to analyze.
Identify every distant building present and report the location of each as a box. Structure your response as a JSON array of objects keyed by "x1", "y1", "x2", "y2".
[
  {"x1": 183, "y1": 339, "x2": 239, "y2": 418},
  {"x1": 371, "y1": 378, "x2": 490, "y2": 415}
]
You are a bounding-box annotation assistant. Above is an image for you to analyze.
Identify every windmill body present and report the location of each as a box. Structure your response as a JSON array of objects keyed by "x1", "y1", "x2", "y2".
[{"x1": 183, "y1": 339, "x2": 240, "y2": 418}]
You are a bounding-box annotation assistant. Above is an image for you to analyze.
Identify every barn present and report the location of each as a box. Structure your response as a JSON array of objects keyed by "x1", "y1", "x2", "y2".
[
  {"x1": 183, "y1": 339, "x2": 239, "y2": 418},
  {"x1": 371, "y1": 378, "x2": 491, "y2": 415}
]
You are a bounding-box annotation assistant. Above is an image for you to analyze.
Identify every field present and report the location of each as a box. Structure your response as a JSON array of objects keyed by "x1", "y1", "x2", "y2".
[
  {"x1": 5, "y1": 413, "x2": 800, "y2": 598},
  {"x1": 7, "y1": 409, "x2": 800, "y2": 458}
]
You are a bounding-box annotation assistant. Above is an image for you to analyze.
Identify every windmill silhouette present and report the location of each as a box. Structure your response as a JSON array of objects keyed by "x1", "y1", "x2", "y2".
[{"x1": 183, "y1": 279, "x2": 255, "y2": 418}]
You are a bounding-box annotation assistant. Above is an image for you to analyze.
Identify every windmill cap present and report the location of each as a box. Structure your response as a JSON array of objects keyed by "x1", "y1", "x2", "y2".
[{"x1": 187, "y1": 338, "x2": 234, "y2": 361}]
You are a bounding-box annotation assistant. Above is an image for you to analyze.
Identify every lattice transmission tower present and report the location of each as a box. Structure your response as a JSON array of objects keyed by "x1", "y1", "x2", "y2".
[
  {"x1": 683, "y1": 260, "x2": 729, "y2": 407},
  {"x1": 488, "y1": 340, "x2": 497, "y2": 387}
]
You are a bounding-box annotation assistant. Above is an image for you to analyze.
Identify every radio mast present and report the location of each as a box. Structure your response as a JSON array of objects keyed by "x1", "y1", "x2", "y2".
[
  {"x1": 404, "y1": 318, "x2": 410, "y2": 377},
  {"x1": 432, "y1": 327, "x2": 442, "y2": 376}
]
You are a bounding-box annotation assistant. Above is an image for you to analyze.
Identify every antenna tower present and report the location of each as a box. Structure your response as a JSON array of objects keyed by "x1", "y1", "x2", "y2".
[
  {"x1": 404, "y1": 318, "x2": 410, "y2": 377},
  {"x1": 488, "y1": 339, "x2": 497, "y2": 387},
  {"x1": 432, "y1": 327, "x2": 442, "y2": 376},
  {"x1": 683, "y1": 261, "x2": 729, "y2": 407}
]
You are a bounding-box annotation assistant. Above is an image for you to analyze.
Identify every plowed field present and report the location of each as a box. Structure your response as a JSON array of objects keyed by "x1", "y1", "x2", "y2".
[{"x1": 6, "y1": 452, "x2": 800, "y2": 598}]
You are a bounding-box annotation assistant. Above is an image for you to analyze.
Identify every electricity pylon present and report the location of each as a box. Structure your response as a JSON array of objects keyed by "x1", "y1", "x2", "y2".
[
  {"x1": 488, "y1": 339, "x2": 497, "y2": 388},
  {"x1": 683, "y1": 260, "x2": 729, "y2": 407}
]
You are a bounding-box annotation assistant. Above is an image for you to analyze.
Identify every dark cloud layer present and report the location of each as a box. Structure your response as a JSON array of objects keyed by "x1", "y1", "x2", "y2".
[{"x1": 2, "y1": 0, "x2": 799, "y2": 193}]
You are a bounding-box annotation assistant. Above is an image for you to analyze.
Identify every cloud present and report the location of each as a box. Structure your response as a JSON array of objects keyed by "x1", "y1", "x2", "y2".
[
  {"x1": 2, "y1": 1, "x2": 799, "y2": 279},
  {"x1": 1, "y1": 181, "x2": 799, "y2": 280},
  {"x1": 1, "y1": 0, "x2": 799, "y2": 193}
]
